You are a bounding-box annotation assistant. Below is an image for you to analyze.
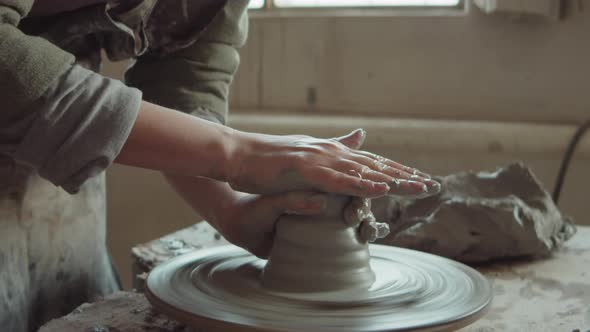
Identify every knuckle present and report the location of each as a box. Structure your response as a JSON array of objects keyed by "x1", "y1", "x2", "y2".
[
  {"x1": 291, "y1": 151, "x2": 309, "y2": 164},
  {"x1": 359, "y1": 165, "x2": 372, "y2": 175},
  {"x1": 295, "y1": 145, "x2": 324, "y2": 154},
  {"x1": 373, "y1": 159, "x2": 389, "y2": 172},
  {"x1": 319, "y1": 140, "x2": 344, "y2": 151}
]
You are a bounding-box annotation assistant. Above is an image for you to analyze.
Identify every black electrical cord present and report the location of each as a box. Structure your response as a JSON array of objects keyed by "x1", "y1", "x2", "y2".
[
  {"x1": 552, "y1": 119, "x2": 590, "y2": 204},
  {"x1": 109, "y1": 249, "x2": 124, "y2": 290}
]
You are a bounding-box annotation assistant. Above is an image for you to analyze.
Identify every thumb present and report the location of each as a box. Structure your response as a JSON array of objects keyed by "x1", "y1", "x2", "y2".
[
  {"x1": 334, "y1": 128, "x2": 366, "y2": 150},
  {"x1": 269, "y1": 192, "x2": 328, "y2": 216},
  {"x1": 343, "y1": 197, "x2": 373, "y2": 227}
]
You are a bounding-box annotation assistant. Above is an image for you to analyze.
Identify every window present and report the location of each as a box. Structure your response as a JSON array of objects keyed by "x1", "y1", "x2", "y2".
[
  {"x1": 276, "y1": 0, "x2": 460, "y2": 7},
  {"x1": 249, "y1": 0, "x2": 460, "y2": 8},
  {"x1": 249, "y1": 0, "x2": 265, "y2": 8}
]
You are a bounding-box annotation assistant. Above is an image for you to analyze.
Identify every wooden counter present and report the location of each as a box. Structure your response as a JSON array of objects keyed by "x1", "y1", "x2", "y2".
[{"x1": 41, "y1": 223, "x2": 590, "y2": 332}]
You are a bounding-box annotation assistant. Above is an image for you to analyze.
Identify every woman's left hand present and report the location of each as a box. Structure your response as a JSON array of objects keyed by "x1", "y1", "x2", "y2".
[
  {"x1": 212, "y1": 192, "x2": 392, "y2": 258},
  {"x1": 212, "y1": 191, "x2": 329, "y2": 258}
]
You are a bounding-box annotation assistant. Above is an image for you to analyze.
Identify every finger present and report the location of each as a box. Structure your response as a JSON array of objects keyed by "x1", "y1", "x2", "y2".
[
  {"x1": 349, "y1": 153, "x2": 416, "y2": 180},
  {"x1": 390, "y1": 178, "x2": 442, "y2": 199},
  {"x1": 343, "y1": 197, "x2": 372, "y2": 227},
  {"x1": 248, "y1": 233, "x2": 275, "y2": 259},
  {"x1": 349, "y1": 152, "x2": 441, "y2": 195},
  {"x1": 389, "y1": 179, "x2": 429, "y2": 197},
  {"x1": 348, "y1": 152, "x2": 438, "y2": 195},
  {"x1": 333, "y1": 128, "x2": 366, "y2": 150},
  {"x1": 339, "y1": 156, "x2": 439, "y2": 195},
  {"x1": 353, "y1": 150, "x2": 432, "y2": 179},
  {"x1": 307, "y1": 166, "x2": 390, "y2": 198},
  {"x1": 388, "y1": 178, "x2": 444, "y2": 199},
  {"x1": 269, "y1": 191, "x2": 328, "y2": 216},
  {"x1": 359, "y1": 218, "x2": 391, "y2": 243},
  {"x1": 333, "y1": 159, "x2": 392, "y2": 184}
]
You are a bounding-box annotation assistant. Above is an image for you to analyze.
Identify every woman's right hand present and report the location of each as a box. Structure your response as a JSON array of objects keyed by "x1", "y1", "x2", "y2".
[
  {"x1": 225, "y1": 128, "x2": 440, "y2": 198},
  {"x1": 117, "y1": 103, "x2": 439, "y2": 199}
]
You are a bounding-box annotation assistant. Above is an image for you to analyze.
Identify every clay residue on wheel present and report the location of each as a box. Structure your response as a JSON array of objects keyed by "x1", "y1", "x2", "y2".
[{"x1": 374, "y1": 163, "x2": 576, "y2": 263}]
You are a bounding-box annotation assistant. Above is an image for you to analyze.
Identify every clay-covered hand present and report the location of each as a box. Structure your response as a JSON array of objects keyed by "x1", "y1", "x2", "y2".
[
  {"x1": 226, "y1": 129, "x2": 440, "y2": 198},
  {"x1": 343, "y1": 197, "x2": 391, "y2": 242},
  {"x1": 213, "y1": 191, "x2": 329, "y2": 258}
]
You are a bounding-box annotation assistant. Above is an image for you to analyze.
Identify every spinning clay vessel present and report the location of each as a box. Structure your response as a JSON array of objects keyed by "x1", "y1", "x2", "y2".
[{"x1": 146, "y1": 195, "x2": 492, "y2": 332}]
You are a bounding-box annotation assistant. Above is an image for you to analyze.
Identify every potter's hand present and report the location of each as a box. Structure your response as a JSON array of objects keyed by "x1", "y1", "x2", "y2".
[
  {"x1": 214, "y1": 191, "x2": 328, "y2": 258},
  {"x1": 227, "y1": 129, "x2": 439, "y2": 198},
  {"x1": 344, "y1": 197, "x2": 390, "y2": 242}
]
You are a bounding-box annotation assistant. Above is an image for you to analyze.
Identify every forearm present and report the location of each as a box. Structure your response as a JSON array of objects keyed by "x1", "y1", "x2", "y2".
[
  {"x1": 119, "y1": 1, "x2": 250, "y2": 205},
  {"x1": 164, "y1": 174, "x2": 245, "y2": 231},
  {"x1": 115, "y1": 101, "x2": 236, "y2": 181}
]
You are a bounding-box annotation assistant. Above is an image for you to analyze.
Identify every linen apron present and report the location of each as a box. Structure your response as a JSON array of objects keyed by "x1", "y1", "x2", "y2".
[{"x1": 0, "y1": 1, "x2": 228, "y2": 330}]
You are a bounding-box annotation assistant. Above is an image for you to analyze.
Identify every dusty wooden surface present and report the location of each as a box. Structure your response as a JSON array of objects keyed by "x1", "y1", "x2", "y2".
[
  {"x1": 39, "y1": 291, "x2": 191, "y2": 332},
  {"x1": 42, "y1": 223, "x2": 590, "y2": 332},
  {"x1": 131, "y1": 222, "x2": 229, "y2": 290}
]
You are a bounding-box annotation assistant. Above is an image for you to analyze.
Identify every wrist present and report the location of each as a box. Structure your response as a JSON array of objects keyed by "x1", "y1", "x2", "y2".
[
  {"x1": 211, "y1": 125, "x2": 240, "y2": 181},
  {"x1": 222, "y1": 129, "x2": 252, "y2": 183},
  {"x1": 209, "y1": 189, "x2": 247, "y2": 235},
  {"x1": 165, "y1": 173, "x2": 243, "y2": 230}
]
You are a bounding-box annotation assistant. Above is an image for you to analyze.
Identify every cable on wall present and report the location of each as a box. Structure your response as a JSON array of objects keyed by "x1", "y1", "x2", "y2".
[{"x1": 552, "y1": 119, "x2": 590, "y2": 204}]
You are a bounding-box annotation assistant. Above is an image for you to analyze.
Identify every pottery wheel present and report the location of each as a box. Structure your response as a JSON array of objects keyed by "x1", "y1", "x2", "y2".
[
  {"x1": 146, "y1": 244, "x2": 492, "y2": 332},
  {"x1": 147, "y1": 194, "x2": 491, "y2": 331}
]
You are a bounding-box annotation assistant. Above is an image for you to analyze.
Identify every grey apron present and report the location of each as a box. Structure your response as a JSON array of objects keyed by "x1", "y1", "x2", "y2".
[{"x1": 0, "y1": 1, "x2": 227, "y2": 330}]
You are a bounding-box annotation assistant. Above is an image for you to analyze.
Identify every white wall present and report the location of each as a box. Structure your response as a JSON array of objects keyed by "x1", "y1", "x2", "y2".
[
  {"x1": 231, "y1": 1, "x2": 590, "y2": 123},
  {"x1": 103, "y1": 1, "x2": 590, "y2": 288}
]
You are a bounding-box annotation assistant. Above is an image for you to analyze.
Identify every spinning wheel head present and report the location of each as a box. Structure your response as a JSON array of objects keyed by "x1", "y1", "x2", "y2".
[
  {"x1": 146, "y1": 194, "x2": 492, "y2": 331},
  {"x1": 262, "y1": 195, "x2": 376, "y2": 292}
]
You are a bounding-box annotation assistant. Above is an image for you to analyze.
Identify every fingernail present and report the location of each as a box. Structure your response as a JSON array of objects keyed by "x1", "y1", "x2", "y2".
[
  {"x1": 409, "y1": 174, "x2": 423, "y2": 181},
  {"x1": 371, "y1": 182, "x2": 390, "y2": 193},
  {"x1": 348, "y1": 128, "x2": 366, "y2": 149},
  {"x1": 420, "y1": 183, "x2": 428, "y2": 193},
  {"x1": 406, "y1": 180, "x2": 427, "y2": 191},
  {"x1": 360, "y1": 220, "x2": 378, "y2": 243},
  {"x1": 357, "y1": 128, "x2": 366, "y2": 139},
  {"x1": 389, "y1": 178, "x2": 443, "y2": 199},
  {"x1": 377, "y1": 222, "x2": 391, "y2": 238},
  {"x1": 387, "y1": 180, "x2": 426, "y2": 196},
  {"x1": 417, "y1": 169, "x2": 432, "y2": 180},
  {"x1": 425, "y1": 180, "x2": 442, "y2": 194},
  {"x1": 406, "y1": 177, "x2": 441, "y2": 194}
]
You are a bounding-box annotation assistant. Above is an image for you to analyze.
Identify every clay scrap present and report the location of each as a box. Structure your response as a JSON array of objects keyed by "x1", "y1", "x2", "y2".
[{"x1": 374, "y1": 163, "x2": 577, "y2": 263}]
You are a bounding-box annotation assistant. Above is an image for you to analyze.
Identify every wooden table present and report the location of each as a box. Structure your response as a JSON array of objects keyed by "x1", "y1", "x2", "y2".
[{"x1": 41, "y1": 223, "x2": 590, "y2": 332}]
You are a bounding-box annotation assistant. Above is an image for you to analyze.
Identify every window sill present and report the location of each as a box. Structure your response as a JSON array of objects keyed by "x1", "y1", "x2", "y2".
[
  {"x1": 228, "y1": 112, "x2": 589, "y2": 158},
  {"x1": 248, "y1": 6, "x2": 467, "y2": 19}
]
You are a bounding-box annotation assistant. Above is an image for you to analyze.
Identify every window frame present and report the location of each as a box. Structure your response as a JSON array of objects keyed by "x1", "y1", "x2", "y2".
[{"x1": 248, "y1": 0, "x2": 467, "y2": 18}]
